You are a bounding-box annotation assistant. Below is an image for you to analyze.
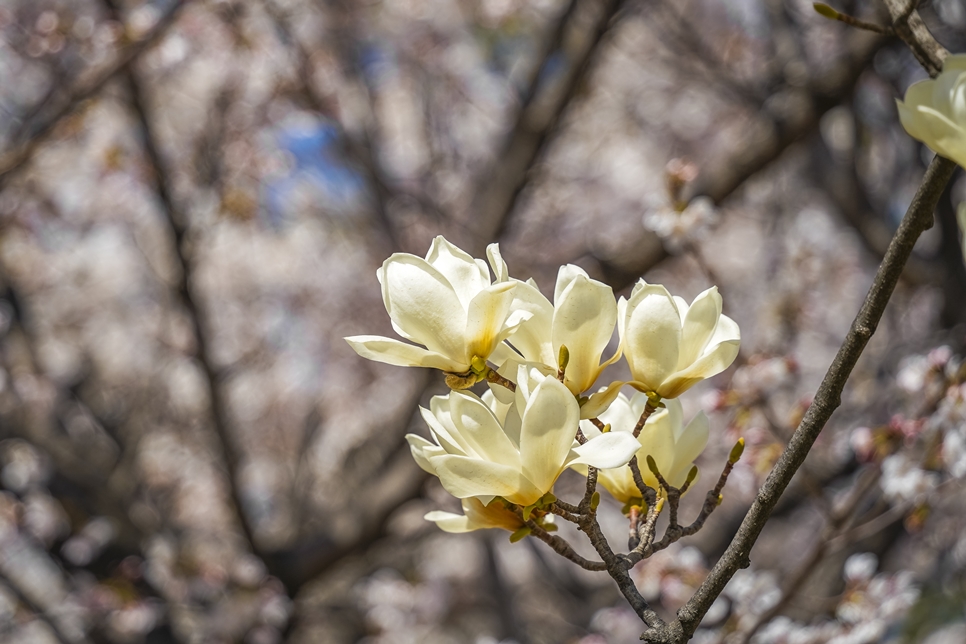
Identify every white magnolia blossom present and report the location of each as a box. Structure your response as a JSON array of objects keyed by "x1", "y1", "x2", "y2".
[
  {"x1": 345, "y1": 236, "x2": 530, "y2": 374},
  {"x1": 897, "y1": 54, "x2": 966, "y2": 168},
  {"x1": 407, "y1": 365, "x2": 641, "y2": 507},
  {"x1": 486, "y1": 255, "x2": 620, "y2": 396},
  {"x1": 424, "y1": 497, "x2": 527, "y2": 533},
  {"x1": 579, "y1": 394, "x2": 709, "y2": 505},
  {"x1": 618, "y1": 282, "x2": 740, "y2": 399}
]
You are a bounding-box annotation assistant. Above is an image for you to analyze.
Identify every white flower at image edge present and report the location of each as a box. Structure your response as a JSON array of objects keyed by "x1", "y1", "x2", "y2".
[
  {"x1": 345, "y1": 236, "x2": 530, "y2": 373},
  {"x1": 619, "y1": 281, "x2": 740, "y2": 399},
  {"x1": 407, "y1": 366, "x2": 642, "y2": 508},
  {"x1": 578, "y1": 394, "x2": 709, "y2": 505},
  {"x1": 897, "y1": 54, "x2": 966, "y2": 168}
]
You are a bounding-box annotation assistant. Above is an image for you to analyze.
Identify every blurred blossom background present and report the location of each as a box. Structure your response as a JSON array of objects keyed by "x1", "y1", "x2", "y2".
[{"x1": 0, "y1": 0, "x2": 965, "y2": 643}]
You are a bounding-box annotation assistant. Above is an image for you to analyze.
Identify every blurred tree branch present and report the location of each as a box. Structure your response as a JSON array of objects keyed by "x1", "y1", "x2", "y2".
[
  {"x1": 470, "y1": 0, "x2": 632, "y2": 245},
  {"x1": 0, "y1": 0, "x2": 192, "y2": 190}
]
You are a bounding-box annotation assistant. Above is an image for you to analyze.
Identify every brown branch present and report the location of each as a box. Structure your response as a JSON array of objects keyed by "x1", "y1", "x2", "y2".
[
  {"x1": 97, "y1": 0, "x2": 259, "y2": 553},
  {"x1": 528, "y1": 521, "x2": 607, "y2": 571},
  {"x1": 734, "y1": 467, "x2": 882, "y2": 643},
  {"x1": 0, "y1": 0, "x2": 192, "y2": 189},
  {"x1": 471, "y1": 0, "x2": 632, "y2": 244},
  {"x1": 639, "y1": 155, "x2": 958, "y2": 644},
  {"x1": 882, "y1": 0, "x2": 947, "y2": 76}
]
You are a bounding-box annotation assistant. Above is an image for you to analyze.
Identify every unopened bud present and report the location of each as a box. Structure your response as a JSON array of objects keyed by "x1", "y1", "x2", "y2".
[
  {"x1": 509, "y1": 526, "x2": 531, "y2": 543},
  {"x1": 646, "y1": 455, "x2": 660, "y2": 477},
  {"x1": 557, "y1": 345, "x2": 570, "y2": 372},
  {"x1": 601, "y1": 423, "x2": 611, "y2": 434},
  {"x1": 813, "y1": 2, "x2": 839, "y2": 19},
  {"x1": 590, "y1": 491, "x2": 600, "y2": 511},
  {"x1": 729, "y1": 437, "x2": 745, "y2": 464},
  {"x1": 685, "y1": 466, "x2": 698, "y2": 487}
]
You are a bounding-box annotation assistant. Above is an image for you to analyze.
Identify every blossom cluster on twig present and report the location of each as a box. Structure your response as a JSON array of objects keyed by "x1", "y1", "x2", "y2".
[{"x1": 346, "y1": 235, "x2": 743, "y2": 619}]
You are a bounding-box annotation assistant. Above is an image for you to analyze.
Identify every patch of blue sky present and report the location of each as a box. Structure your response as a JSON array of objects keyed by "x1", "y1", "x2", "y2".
[{"x1": 263, "y1": 119, "x2": 366, "y2": 226}]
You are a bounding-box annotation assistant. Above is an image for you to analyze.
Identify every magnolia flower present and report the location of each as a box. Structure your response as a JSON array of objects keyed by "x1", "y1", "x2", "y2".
[
  {"x1": 619, "y1": 282, "x2": 740, "y2": 399},
  {"x1": 896, "y1": 54, "x2": 966, "y2": 168},
  {"x1": 486, "y1": 257, "x2": 620, "y2": 397},
  {"x1": 407, "y1": 366, "x2": 641, "y2": 508},
  {"x1": 424, "y1": 497, "x2": 527, "y2": 533},
  {"x1": 345, "y1": 236, "x2": 529, "y2": 376},
  {"x1": 580, "y1": 394, "x2": 709, "y2": 505}
]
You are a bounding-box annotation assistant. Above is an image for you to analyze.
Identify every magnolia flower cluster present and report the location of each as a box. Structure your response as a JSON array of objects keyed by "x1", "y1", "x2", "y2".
[
  {"x1": 347, "y1": 237, "x2": 740, "y2": 532},
  {"x1": 897, "y1": 53, "x2": 966, "y2": 168}
]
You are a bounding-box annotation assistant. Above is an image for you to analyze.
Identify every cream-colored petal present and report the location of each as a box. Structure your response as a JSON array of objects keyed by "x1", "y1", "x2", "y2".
[
  {"x1": 915, "y1": 105, "x2": 966, "y2": 163},
  {"x1": 567, "y1": 431, "x2": 641, "y2": 469},
  {"x1": 553, "y1": 264, "x2": 586, "y2": 305},
  {"x1": 677, "y1": 287, "x2": 723, "y2": 371},
  {"x1": 663, "y1": 398, "x2": 686, "y2": 441},
  {"x1": 407, "y1": 434, "x2": 443, "y2": 474},
  {"x1": 944, "y1": 54, "x2": 966, "y2": 74},
  {"x1": 424, "y1": 510, "x2": 476, "y2": 533},
  {"x1": 381, "y1": 254, "x2": 467, "y2": 361},
  {"x1": 580, "y1": 381, "x2": 626, "y2": 420},
  {"x1": 637, "y1": 406, "x2": 677, "y2": 479},
  {"x1": 465, "y1": 282, "x2": 516, "y2": 360},
  {"x1": 425, "y1": 399, "x2": 474, "y2": 457},
  {"x1": 424, "y1": 236, "x2": 489, "y2": 308},
  {"x1": 667, "y1": 412, "x2": 710, "y2": 487},
  {"x1": 504, "y1": 280, "x2": 555, "y2": 367},
  {"x1": 660, "y1": 337, "x2": 740, "y2": 398},
  {"x1": 599, "y1": 391, "x2": 640, "y2": 432},
  {"x1": 462, "y1": 497, "x2": 524, "y2": 531},
  {"x1": 552, "y1": 268, "x2": 618, "y2": 394},
  {"x1": 345, "y1": 336, "x2": 464, "y2": 372},
  {"x1": 622, "y1": 283, "x2": 681, "y2": 391},
  {"x1": 432, "y1": 455, "x2": 542, "y2": 505},
  {"x1": 518, "y1": 377, "x2": 580, "y2": 493},
  {"x1": 447, "y1": 390, "x2": 520, "y2": 467},
  {"x1": 486, "y1": 243, "x2": 509, "y2": 283}
]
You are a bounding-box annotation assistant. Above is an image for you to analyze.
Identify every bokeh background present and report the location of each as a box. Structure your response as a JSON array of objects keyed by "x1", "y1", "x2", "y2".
[{"x1": 1, "y1": 0, "x2": 966, "y2": 642}]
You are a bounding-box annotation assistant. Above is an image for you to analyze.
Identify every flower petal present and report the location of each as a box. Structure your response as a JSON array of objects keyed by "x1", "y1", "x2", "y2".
[
  {"x1": 345, "y1": 336, "x2": 464, "y2": 372},
  {"x1": 504, "y1": 279, "x2": 555, "y2": 367},
  {"x1": 677, "y1": 287, "x2": 723, "y2": 371},
  {"x1": 622, "y1": 282, "x2": 681, "y2": 391},
  {"x1": 425, "y1": 236, "x2": 490, "y2": 308},
  {"x1": 407, "y1": 434, "x2": 444, "y2": 475},
  {"x1": 660, "y1": 337, "x2": 740, "y2": 398},
  {"x1": 518, "y1": 377, "x2": 580, "y2": 493},
  {"x1": 668, "y1": 411, "x2": 710, "y2": 487},
  {"x1": 552, "y1": 266, "x2": 618, "y2": 394},
  {"x1": 447, "y1": 390, "x2": 520, "y2": 467},
  {"x1": 465, "y1": 282, "x2": 516, "y2": 360},
  {"x1": 424, "y1": 510, "x2": 475, "y2": 533},
  {"x1": 431, "y1": 454, "x2": 542, "y2": 505},
  {"x1": 381, "y1": 254, "x2": 467, "y2": 363},
  {"x1": 567, "y1": 431, "x2": 642, "y2": 469},
  {"x1": 580, "y1": 381, "x2": 625, "y2": 420}
]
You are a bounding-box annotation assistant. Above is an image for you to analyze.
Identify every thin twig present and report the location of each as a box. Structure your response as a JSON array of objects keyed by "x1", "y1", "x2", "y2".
[{"x1": 528, "y1": 521, "x2": 607, "y2": 571}]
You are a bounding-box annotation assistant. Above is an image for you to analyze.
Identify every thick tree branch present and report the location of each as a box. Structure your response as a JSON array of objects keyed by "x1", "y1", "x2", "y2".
[{"x1": 640, "y1": 154, "x2": 957, "y2": 643}]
